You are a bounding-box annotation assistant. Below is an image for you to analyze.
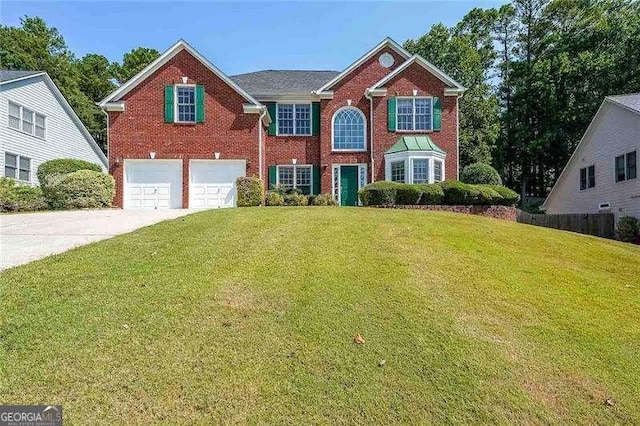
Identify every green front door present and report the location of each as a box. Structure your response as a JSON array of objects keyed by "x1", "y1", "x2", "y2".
[{"x1": 340, "y1": 166, "x2": 359, "y2": 206}]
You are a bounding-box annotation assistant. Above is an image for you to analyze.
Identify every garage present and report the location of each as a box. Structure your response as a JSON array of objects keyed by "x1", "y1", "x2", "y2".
[
  {"x1": 189, "y1": 160, "x2": 246, "y2": 209},
  {"x1": 124, "y1": 160, "x2": 182, "y2": 209}
]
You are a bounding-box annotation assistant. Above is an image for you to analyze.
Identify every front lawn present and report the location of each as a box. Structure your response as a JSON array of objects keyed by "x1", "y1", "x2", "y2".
[{"x1": 1, "y1": 207, "x2": 639, "y2": 423}]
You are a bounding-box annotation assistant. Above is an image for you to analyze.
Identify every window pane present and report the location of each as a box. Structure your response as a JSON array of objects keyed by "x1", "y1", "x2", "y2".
[
  {"x1": 5, "y1": 153, "x2": 17, "y2": 167},
  {"x1": 294, "y1": 104, "x2": 311, "y2": 135},
  {"x1": 19, "y1": 169, "x2": 30, "y2": 181},
  {"x1": 587, "y1": 165, "x2": 595, "y2": 189},
  {"x1": 414, "y1": 98, "x2": 432, "y2": 131},
  {"x1": 391, "y1": 161, "x2": 405, "y2": 183},
  {"x1": 413, "y1": 159, "x2": 429, "y2": 183},
  {"x1": 615, "y1": 155, "x2": 626, "y2": 182},
  {"x1": 22, "y1": 108, "x2": 34, "y2": 133},
  {"x1": 296, "y1": 167, "x2": 311, "y2": 186},
  {"x1": 35, "y1": 113, "x2": 45, "y2": 127},
  {"x1": 278, "y1": 166, "x2": 294, "y2": 187},
  {"x1": 8, "y1": 115, "x2": 20, "y2": 129},
  {"x1": 333, "y1": 108, "x2": 365, "y2": 150},
  {"x1": 580, "y1": 167, "x2": 587, "y2": 190},
  {"x1": 9, "y1": 102, "x2": 20, "y2": 118},
  {"x1": 626, "y1": 151, "x2": 637, "y2": 180},
  {"x1": 434, "y1": 161, "x2": 443, "y2": 182},
  {"x1": 176, "y1": 86, "x2": 195, "y2": 122},
  {"x1": 19, "y1": 156, "x2": 30, "y2": 170},
  {"x1": 4, "y1": 166, "x2": 16, "y2": 179},
  {"x1": 35, "y1": 125, "x2": 45, "y2": 138},
  {"x1": 396, "y1": 99, "x2": 413, "y2": 131},
  {"x1": 278, "y1": 104, "x2": 294, "y2": 135}
]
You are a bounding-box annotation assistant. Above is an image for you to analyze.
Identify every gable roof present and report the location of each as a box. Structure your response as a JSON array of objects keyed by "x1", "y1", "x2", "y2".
[
  {"x1": 231, "y1": 70, "x2": 340, "y2": 96},
  {"x1": 315, "y1": 37, "x2": 411, "y2": 92},
  {"x1": 0, "y1": 70, "x2": 43, "y2": 84},
  {"x1": 99, "y1": 40, "x2": 261, "y2": 107},
  {"x1": 1, "y1": 71, "x2": 107, "y2": 167},
  {"x1": 370, "y1": 55, "x2": 465, "y2": 91},
  {"x1": 607, "y1": 93, "x2": 640, "y2": 115},
  {"x1": 386, "y1": 135, "x2": 445, "y2": 154}
]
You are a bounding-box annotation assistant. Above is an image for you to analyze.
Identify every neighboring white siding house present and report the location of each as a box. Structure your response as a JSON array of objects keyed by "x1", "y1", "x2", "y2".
[
  {"x1": 0, "y1": 70, "x2": 107, "y2": 185},
  {"x1": 543, "y1": 94, "x2": 640, "y2": 220}
]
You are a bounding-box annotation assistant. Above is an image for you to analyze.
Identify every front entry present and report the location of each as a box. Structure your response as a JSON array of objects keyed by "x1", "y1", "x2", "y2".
[{"x1": 339, "y1": 165, "x2": 359, "y2": 206}]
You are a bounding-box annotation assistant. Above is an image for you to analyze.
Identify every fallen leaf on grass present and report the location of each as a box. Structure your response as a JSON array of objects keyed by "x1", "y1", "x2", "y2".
[{"x1": 354, "y1": 334, "x2": 365, "y2": 344}]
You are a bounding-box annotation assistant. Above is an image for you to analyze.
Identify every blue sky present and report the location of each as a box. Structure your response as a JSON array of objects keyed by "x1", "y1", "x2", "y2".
[{"x1": 3, "y1": 1, "x2": 508, "y2": 75}]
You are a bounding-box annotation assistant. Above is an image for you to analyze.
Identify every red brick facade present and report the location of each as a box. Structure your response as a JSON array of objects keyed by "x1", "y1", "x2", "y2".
[{"x1": 106, "y1": 43, "x2": 459, "y2": 208}]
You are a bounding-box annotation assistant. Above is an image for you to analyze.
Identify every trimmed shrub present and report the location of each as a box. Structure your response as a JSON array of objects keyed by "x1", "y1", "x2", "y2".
[
  {"x1": 475, "y1": 186, "x2": 503, "y2": 205},
  {"x1": 284, "y1": 194, "x2": 309, "y2": 206},
  {"x1": 359, "y1": 181, "x2": 402, "y2": 206},
  {"x1": 480, "y1": 185, "x2": 520, "y2": 206},
  {"x1": 43, "y1": 170, "x2": 115, "y2": 209},
  {"x1": 37, "y1": 158, "x2": 102, "y2": 185},
  {"x1": 439, "y1": 181, "x2": 482, "y2": 205},
  {"x1": 265, "y1": 192, "x2": 285, "y2": 206},
  {"x1": 461, "y1": 163, "x2": 503, "y2": 185},
  {"x1": 416, "y1": 183, "x2": 444, "y2": 205},
  {"x1": 616, "y1": 216, "x2": 639, "y2": 243},
  {"x1": 396, "y1": 184, "x2": 423, "y2": 205},
  {"x1": 311, "y1": 194, "x2": 337, "y2": 206},
  {"x1": 0, "y1": 178, "x2": 46, "y2": 212},
  {"x1": 236, "y1": 176, "x2": 263, "y2": 207}
]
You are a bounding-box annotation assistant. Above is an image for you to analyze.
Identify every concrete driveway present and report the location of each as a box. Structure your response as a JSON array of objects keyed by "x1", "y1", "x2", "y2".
[{"x1": 0, "y1": 209, "x2": 195, "y2": 270}]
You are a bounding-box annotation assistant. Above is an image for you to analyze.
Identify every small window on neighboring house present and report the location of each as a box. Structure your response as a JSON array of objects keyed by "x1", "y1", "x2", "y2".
[
  {"x1": 277, "y1": 165, "x2": 313, "y2": 195},
  {"x1": 4, "y1": 153, "x2": 31, "y2": 182},
  {"x1": 412, "y1": 159, "x2": 429, "y2": 183},
  {"x1": 615, "y1": 151, "x2": 637, "y2": 182},
  {"x1": 176, "y1": 86, "x2": 196, "y2": 123},
  {"x1": 22, "y1": 108, "x2": 34, "y2": 134},
  {"x1": 7, "y1": 101, "x2": 46, "y2": 138},
  {"x1": 396, "y1": 97, "x2": 432, "y2": 131},
  {"x1": 391, "y1": 161, "x2": 405, "y2": 183},
  {"x1": 434, "y1": 160, "x2": 443, "y2": 182},
  {"x1": 580, "y1": 165, "x2": 595, "y2": 190},
  {"x1": 8, "y1": 102, "x2": 20, "y2": 130},
  {"x1": 277, "y1": 104, "x2": 311, "y2": 136},
  {"x1": 35, "y1": 113, "x2": 46, "y2": 138}
]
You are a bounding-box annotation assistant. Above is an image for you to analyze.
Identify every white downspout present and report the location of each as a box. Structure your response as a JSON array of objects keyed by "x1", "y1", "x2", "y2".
[
  {"x1": 365, "y1": 90, "x2": 375, "y2": 183},
  {"x1": 258, "y1": 106, "x2": 267, "y2": 181},
  {"x1": 100, "y1": 107, "x2": 109, "y2": 170}
]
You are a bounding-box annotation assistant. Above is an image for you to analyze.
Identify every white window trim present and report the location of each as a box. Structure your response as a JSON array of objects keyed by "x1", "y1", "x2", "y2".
[
  {"x1": 384, "y1": 151, "x2": 446, "y2": 184},
  {"x1": 395, "y1": 96, "x2": 433, "y2": 133},
  {"x1": 331, "y1": 163, "x2": 368, "y2": 205},
  {"x1": 7, "y1": 100, "x2": 47, "y2": 140},
  {"x1": 276, "y1": 164, "x2": 314, "y2": 193},
  {"x1": 4, "y1": 152, "x2": 32, "y2": 183},
  {"x1": 331, "y1": 106, "x2": 367, "y2": 152},
  {"x1": 174, "y1": 84, "x2": 197, "y2": 124},
  {"x1": 614, "y1": 150, "x2": 637, "y2": 183},
  {"x1": 276, "y1": 103, "x2": 312, "y2": 136}
]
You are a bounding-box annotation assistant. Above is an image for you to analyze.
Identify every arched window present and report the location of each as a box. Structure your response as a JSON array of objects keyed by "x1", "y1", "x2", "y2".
[{"x1": 332, "y1": 107, "x2": 366, "y2": 151}]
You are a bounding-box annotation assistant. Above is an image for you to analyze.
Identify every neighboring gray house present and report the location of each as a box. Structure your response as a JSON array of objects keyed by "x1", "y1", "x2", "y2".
[
  {"x1": 543, "y1": 94, "x2": 639, "y2": 220},
  {"x1": 0, "y1": 70, "x2": 107, "y2": 185}
]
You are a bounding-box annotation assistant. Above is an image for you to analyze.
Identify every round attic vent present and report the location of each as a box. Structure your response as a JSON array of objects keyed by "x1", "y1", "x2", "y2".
[{"x1": 379, "y1": 53, "x2": 395, "y2": 68}]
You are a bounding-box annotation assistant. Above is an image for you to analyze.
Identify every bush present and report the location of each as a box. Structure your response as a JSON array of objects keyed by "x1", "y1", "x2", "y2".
[
  {"x1": 439, "y1": 181, "x2": 482, "y2": 205},
  {"x1": 43, "y1": 170, "x2": 115, "y2": 209},
  {"x1": 416, "y1": 183, "x2": 444, "y2": 205},
  {"x1": 0, "y1": 178, "x2": 46, "y2": 212},
  {"x1": 311, "y1": 194, "x2": 337, "y2": 206},
  {"x1": 475, "y1": 186, "x2": 503, "y2": 205},
  {"x1": 236, "y1": 176, "x2": 263, "y2": 207},
  {"x1": 358, "y1": 181, "x2": 402, "y2": 206},
  {"x1": 284, "y1": 194, "x2": 309, "y2": 206},
  {"x1": 265, "y1": 192, "x2": 285, "y2": 206},
  {"x1": 480, "y1": 185, "x2": 520, "y2": 206},
  {"x1": 461, "y1": 163, "x2": 503, "y2": 185},
  {"x1": 396, "y1": 184, "x2": 423, "y2": 205},
  {"x1": 616, "y1": 216, "x2": 639, "y2": 243},
  {"x1": 37, "y1": 158, "x2": 102, "y2": 185}
]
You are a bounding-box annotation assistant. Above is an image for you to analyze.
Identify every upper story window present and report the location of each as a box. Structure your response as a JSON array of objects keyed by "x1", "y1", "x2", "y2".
[
  {"x1": 4, "y1": 152, "x2": 31, "y2": 182},
  {"x1": 8, "y1": 101, "x2": 46, "y2": 139},
  {"x1": 397, "y1": 97, "x2": 432, "y2": 131},
  {"x1": 332, "y1": 107, "x2": 366, "y2": 151},
  {"x1": 176, "y1": 86, "x2": 196, "y2": 123},
  {"x1": 277, "y1": 104, "x2": 311, "y2": 136},
  {"x1": 615, "y1": 151, "x2": 637, "y2": 183},
  {"x1": 579, "y1": 165, "x2": 595, "y2": 190},
  {"x1": 277, "y1": 165, "x2": 313, "y2": 195}
]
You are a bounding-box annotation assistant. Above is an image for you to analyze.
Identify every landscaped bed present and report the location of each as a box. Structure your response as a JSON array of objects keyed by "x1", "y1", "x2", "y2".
[{"x1": 1, "y1": 207, "x2": 639, "y2": 423}]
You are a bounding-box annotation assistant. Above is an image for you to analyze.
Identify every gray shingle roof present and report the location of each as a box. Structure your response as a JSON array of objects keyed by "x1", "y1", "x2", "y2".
[
  {"x1": 230, "y1": 70, "x2": 340, "y2": 96},
  {"x1": 608, "y1": 93, "x2": 640, "y2": 114},
  {"x1": 0, "y1": 70, "x2": 42, "y2": 83}
]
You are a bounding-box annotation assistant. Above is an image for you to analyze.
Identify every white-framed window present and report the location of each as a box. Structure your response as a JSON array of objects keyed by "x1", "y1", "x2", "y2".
[
  {"x1": 277, "y1": 165, "x2": 313, "y2": 194},
  {"x1": 396, "y1": 97, "x2": 432, "y2": 131},
  {"x1": 390, "y1": 161, "x2": 405, "y2": 182},
  {"x1": 176, "y1": 85, "x2": 196, "y2": 123},
  {"x1": 412, "y1": 159, "x2": 429, "y2": 184},
  {"x1": 579, "y1": 165, "x2": 595, "y2": 190},
  {"x1": 7, "y1": 101, "x2": 46, "y2": 139},
  {"x1": 4, "y1": 152, "x2": 31, "y2": 182},
  {"x1": 277, "y1": 104, "x2": 311, "y2": 136},
  {"x1": 332, "y1": 107, "x2": 366, "y2": 151},
  {"x1": 615, "y1": 151, "x2": 637, "y2": 183},
  {"x1": 434, "y1": 160, "x2": 443, "y2": 182}
]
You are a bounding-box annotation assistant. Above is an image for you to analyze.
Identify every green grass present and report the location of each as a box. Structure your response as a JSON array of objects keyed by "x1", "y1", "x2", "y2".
[{"x1": 1, "y1": 207, "x2": 639, "y2": 423}]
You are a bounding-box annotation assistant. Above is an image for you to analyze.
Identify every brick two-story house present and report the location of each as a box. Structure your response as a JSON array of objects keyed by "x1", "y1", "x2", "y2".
[{"x1": 99, "y1": 38, "x2": 464, "y2": 209}]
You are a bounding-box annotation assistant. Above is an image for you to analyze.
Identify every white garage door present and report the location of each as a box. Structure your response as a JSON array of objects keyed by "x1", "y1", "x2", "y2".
[
  {"x1": 124, "y1": 160, "x2": 182, "y2": 209},
  {"x1": 189, "y1": 160, "x2": 246, "y2": 209}
]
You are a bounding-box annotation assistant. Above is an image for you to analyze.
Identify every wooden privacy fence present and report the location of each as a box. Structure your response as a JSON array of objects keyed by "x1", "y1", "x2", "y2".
[{"x1": 516, "y1": 211, "x2": 615, "y2": 239}]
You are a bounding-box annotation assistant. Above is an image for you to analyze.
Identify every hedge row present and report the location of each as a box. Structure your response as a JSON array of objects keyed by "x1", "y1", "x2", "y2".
[
  {"x1": 264, "y1": 192, "x2": 336, "y2": 207},
  {"x1": 0, "y1": 178, "x2": 46, "y2": 212},
  {"x1": 358, "y1": 181, "x2": 519, "y2": 207}
]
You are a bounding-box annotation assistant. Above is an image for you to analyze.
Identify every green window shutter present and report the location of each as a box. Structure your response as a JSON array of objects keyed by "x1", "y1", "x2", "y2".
[
  {"x1": 268, "y1": 166, "x2": 277, "y2": 189},
  {"x1": 196, "y1": 85, "x2": 205, "y2": 123},
  {"x1": 312, "y1": 165, "x2": 321, "y2": 195},
  {"x1": 266, "y1": 103, "x2": 277, "y2": 136},
  {"x1": 387, "y1": 97, "x2": 396, "y2": 131},
  {"x1": 433, "y1": 97, "x2": 441, "y2": 131},
  {"x1": 164, "y1": 85, "x2": 174, "y2": 123},
  {"x1": 312, "y1": 102, "x2": 321, "y2": 136}
]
